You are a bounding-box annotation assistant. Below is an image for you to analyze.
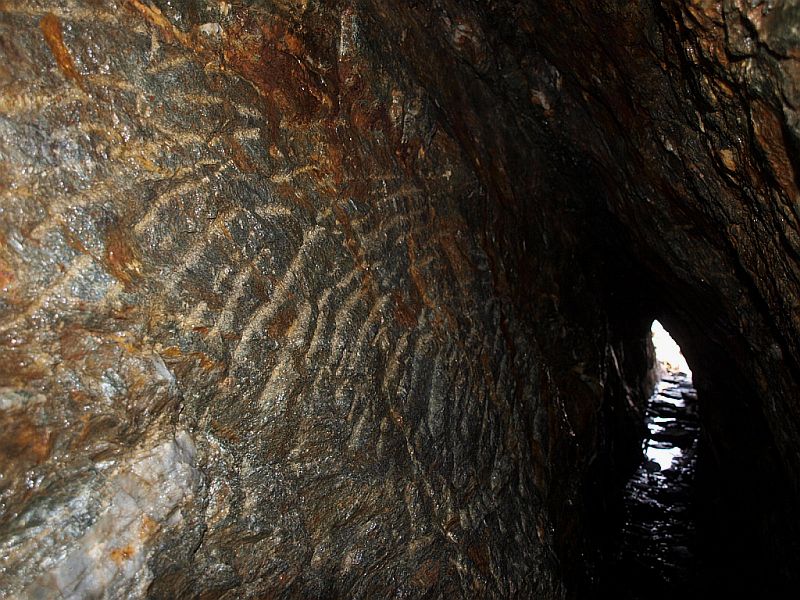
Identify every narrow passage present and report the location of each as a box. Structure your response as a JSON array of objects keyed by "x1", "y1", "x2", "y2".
[{"x1": 606, "y1": 322, "x2": 700, "y2": 599}]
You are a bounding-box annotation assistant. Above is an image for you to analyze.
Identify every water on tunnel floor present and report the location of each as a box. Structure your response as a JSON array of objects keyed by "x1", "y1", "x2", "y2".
[
  {"x1": 613, "y1": 371, "x2": 700, "y2": 598},
  {"x1": 600, "y1": 323, "x2": 701, "y2": 599}
]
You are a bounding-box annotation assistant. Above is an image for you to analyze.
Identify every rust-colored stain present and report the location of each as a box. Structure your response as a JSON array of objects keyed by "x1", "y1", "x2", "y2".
[
  {"x1": 249, "y1": 272, "x2": 272, "y2": 303},
  {"x1": 39, "y1": 13, "x2": 85, "y2": 90},
  {"x1": 210, "y1": 419, "x2": 242, "y2": 443},
  {"x1": 107, "y1": 333, "x2": 140, "y2": 355},
  {"x1": 223, "y1": 134, "x2": 257, "y2": 174},
  {"x1": 110, "y1": 544, "x2": 134, "y2": 564},
  {"x1": 275, "y1": 182, "x2": 315, "y2": 216},
  {"x1": 392, "y1": 290, "x2": 419, "y2": 329},
  {"x1": 411, "y1": 558, "x2": 440, "y2": 589},
  {"x1": 332, "y1": 203, "x2": 363, "y2": 267},
  {"x1": 162, "y1": 346, "x2": 217, "y2": 371},
  {"x1": 0, "y1": 348, "x2": 49, "y2": 387},
  {"x1": 466, "y1": 541, "x2": 491, "y2": 577},
  {"x1": 221, "y1": 15, "x2": 337, "y2": 125},
  {"x1": 267, "y1": 304, "x2": 298, "y2": 339},
  {"x1": 127, "y1": 0, "x2": 196, "y2": 50},
  {"x1": 132, "y1": 0, "x2": 344, "y2": 145},
  {"x1": 59, "y1": 327, "x2": 91, "y2": 362},
  {"x1": 333, "y1": 201, "x2": 376, "y2": 297},
  {"x1": 0, "y1": 416, "x2": 52, "y2": 464},
  {"x1": 104, "y1": 226, "x2": 142, "y2": 289},
  {"x1": 197, "y1": 353, "x2": 218, "y2": 372},
  {"x1": 161, "y1": 346, "x2": 183, "y2": 359},
  {"x1": 439, "y1": 230, "x2": 474, "y2": 286},
  {"x1": 60, "y1": 223, "x2": 90, "y2": 256},
  {"x1": 72, "y1": 412, "x2": 120, "y2": 453},
  {"x1": 139, "y1": 514, "x2": 158, "y2": 540},
  {"x1": 350, "y1": 100, "x2": 389, "y2": 137},
  {"x1": 0, "y1": 256, "x2": 14, "y2": 291},
  {"x1": 59, "y1": 327, "x2": 138, "y2": 369},
  {"x1": 751, "y1": 99, "x2": 800, "y2": 198}
]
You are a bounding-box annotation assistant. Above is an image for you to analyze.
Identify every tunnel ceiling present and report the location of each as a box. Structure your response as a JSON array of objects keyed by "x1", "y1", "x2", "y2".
[{"x1": 1, "y1": 0, "x2": 799, "y2": 597}]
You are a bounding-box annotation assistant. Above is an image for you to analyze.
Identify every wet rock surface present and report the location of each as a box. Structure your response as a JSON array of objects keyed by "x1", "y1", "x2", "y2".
[
  {"x1": 603, "y1": 371, "x2": 700, "y2": 599},
  {"x1": 2, "y1": 0, "x2": 800, "y2": 597},
  {"x1": 0, "y1": 1, "x2": 650, "y2": 597},
  {"x1": 521, "y1": 0, "x2": 800, "y2": 589}
]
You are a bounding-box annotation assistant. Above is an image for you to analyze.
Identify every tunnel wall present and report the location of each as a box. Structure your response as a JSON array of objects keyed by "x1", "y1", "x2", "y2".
[
  {"x1": 0, "y1": 1, "x2": 652, "y2": 597},
  {"x1": 2, "y1": 0, "x2": 799, "y2": 597},
  {"x1": 517, "y1": 0, "x2": 800, "y2": 588}
]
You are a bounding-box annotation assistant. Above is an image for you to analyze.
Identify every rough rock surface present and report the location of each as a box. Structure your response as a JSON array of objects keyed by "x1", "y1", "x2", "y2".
[
  {"x1": 0, "y1": 0, "x2": 798, "y2": 598},
  {"x1": 521, "y1": 1, "x2": 800, "y2": 591}
]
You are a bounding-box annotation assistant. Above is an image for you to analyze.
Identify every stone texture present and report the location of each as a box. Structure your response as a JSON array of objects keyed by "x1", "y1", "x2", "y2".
[
  {"x1": 0, "y1": 1, "x2": 641, "y2": 597},
  {"x1": 1, "y1": 0, "x2": 799, "y2": 598},
  {"x1": 516, "y1": 1, "x2": 800, "y2": 590}
]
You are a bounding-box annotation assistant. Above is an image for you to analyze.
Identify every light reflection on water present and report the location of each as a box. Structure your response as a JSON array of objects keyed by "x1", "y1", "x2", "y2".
[
  {"x1": 605, "y1": 323, "x2": 698, "y2": 597},
  {"x1": 646, "y1": 444, "x2": 683, "y2": 470},
  {"x1": 656, "y1": 385, "x2": 686, "y2": 406}
]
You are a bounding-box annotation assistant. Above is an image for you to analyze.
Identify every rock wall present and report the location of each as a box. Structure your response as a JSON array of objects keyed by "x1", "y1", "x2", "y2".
[
  {"x1": 518, "y1": 0, "x2": 800, "y2": 589},
  {"x1": 0, "y1": 1, "x2": 651, "y2": 597},
  {"x1": 2, "y1": 0, "x2": 799, "y2": 597}
]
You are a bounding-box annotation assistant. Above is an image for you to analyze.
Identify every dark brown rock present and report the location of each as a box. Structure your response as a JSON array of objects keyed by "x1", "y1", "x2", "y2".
[{"x1": 1, "y1": 0, "x2": 798, "y2": 598}]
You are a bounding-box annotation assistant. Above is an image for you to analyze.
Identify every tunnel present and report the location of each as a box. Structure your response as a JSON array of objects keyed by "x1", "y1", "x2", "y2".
[{"x1": 1, "y1": 0, "x2": 800, "y2": 598}]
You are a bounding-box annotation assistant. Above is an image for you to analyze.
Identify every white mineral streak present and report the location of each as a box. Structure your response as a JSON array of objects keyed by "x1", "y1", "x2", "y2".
[
  {"x1": 26, "y1": 432, "x2": 198, "y2": 599},
  {"x1": 199, "y1": 22, "x2": 222, "y2": 37},
  {"x1": 0, "y1": 389, "x2": 46, "y2": 410},
  {"x1": 338, "y1": 8, "x2": 359, "y2": 59}
]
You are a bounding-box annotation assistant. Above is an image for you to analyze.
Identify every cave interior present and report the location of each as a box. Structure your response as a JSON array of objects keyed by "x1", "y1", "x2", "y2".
[{"x1": 1, "y1": 0, "x2": 800, "y2": 598}]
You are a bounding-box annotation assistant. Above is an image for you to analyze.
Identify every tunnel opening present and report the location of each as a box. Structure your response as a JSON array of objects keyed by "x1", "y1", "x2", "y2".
[
  {"x1": 596, "y1": 320, "x2": 701, "y2": 599},
  {"x1": 555, "y1": 155, "x2": 800, "y2": 596},
  {"x1": 582, "y1": 308, "x2": 800, "y2": 599}
]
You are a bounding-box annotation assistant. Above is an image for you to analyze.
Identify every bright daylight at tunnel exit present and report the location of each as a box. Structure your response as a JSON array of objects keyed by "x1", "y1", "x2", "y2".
[
  {"x1": 2, "y1": 1, "x2": 799, "y2": 598},
  {"x1": 596, "y1": 321, "x2": 701, "y2": 597}
]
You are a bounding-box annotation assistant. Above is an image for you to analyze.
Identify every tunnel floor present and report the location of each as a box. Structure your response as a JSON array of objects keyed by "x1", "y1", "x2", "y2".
[{"x1": 603, "y1": 369, "x2": 700, "y2": 599}]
